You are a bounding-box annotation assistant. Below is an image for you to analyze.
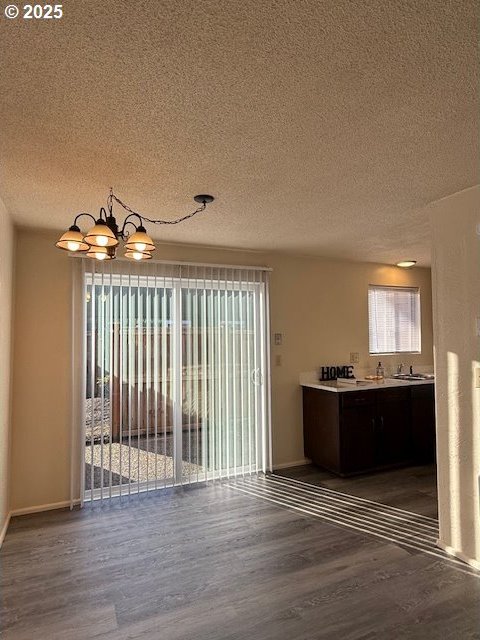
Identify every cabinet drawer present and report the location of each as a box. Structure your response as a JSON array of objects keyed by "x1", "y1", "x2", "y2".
[
  {"x1": 376, "y1": 387, "x2": 410, "y2": 403},
  {"x1": 342, "y1": 391, "x2": 376, "y2": 408},
  {"x1": 411, "y1": 384, "x2": 435, "y2": 400}
]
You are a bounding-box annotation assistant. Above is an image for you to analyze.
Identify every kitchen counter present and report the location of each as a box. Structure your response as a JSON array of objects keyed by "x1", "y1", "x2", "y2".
[
  {"x1": 301, "y1": 373, "x2": 436, "y2": 474},
  {"x1": 300, "y1": 374, "x2": 434, "y2": 393}
]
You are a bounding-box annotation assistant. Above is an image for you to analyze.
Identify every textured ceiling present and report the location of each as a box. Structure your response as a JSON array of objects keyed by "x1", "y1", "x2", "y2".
[{"x1": 0, "y1": 0, "x2": 478, "y2": 265}]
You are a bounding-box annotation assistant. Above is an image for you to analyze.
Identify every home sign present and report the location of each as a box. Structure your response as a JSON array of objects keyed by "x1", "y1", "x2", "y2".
[{"x1": 319, "y1": 365, "x2": 355, "y2": 381}]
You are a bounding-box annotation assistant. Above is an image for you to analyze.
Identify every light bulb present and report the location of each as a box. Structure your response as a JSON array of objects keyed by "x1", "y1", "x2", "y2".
[
  {"x1": 133, "y1": 252, "x2": 143, "y2": 261},
  {"x1": 134, "y1": 242, "x2": 147, "y2": 252},
  {"x1": 96, "y1": 235, "x2": 108, "y2": 247},
  {"x1": 95, "y1": 252, "x2": 107, "y2": 261},
  {"x1": 67, "y1": 241, "x2": 80, "y2": 252}
]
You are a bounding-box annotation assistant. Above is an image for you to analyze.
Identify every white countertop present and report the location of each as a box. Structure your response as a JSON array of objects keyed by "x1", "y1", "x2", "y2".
[{"x1": 300, "y1": 374, "x2": 434, "y2": 393}]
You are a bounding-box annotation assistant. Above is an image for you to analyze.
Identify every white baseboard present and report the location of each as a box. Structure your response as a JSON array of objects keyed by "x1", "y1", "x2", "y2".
[
  {"x1": 0, "y1": 511, "x2": 11, "y2": 548},
  {"x1": 437, "y1": 539, "x2": 480, "y2": 571},
  {"x1": 273, "y1": 458, "x2": 310, "y2": 471},
  {"x1": 11, "y1": 499, "x2": 81, "y2": 517}
]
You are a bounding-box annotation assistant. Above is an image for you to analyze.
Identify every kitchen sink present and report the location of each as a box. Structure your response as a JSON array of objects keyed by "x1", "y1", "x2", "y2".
[{"x1": 390, "y1": 373, "x2": 435, "y2": 380}]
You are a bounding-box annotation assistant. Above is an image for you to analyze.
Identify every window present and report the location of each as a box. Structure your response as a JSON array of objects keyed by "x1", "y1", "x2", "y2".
[{"x1": 368, "y1": 285, "x2": 421, "y2": 354}]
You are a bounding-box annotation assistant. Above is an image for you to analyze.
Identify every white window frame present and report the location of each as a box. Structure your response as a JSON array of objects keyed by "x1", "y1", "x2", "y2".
[{"x1": 368, "y1": 284, "x2": 422, "y2": 355}]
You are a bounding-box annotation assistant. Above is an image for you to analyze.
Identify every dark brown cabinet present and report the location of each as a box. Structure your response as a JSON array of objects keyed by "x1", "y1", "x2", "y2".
[
  {"x1": 340, "y1": 392, "x2": 376, "y2": 473},
  {"x1": 375, "y1": 387, "x2": 411, "y2": 466},
  {"x1": 302, "y1": 384, "x2": 435, "y2": 476},
  {"x1": 341, "y1": 404, "x2": 376, "y2": 472},
  {"x1": 411, "y1": 384, "x2": 436, "y2": 463}
]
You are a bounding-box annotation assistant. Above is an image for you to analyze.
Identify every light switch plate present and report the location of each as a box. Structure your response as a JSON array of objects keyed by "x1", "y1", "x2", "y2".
[{"x1": 350, "y1": 352, "x2": 360, "y2": 364}]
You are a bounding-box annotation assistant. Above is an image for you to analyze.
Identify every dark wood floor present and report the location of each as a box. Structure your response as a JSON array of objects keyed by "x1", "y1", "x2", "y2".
[
  {"x1": 1, "y1": 469, "x2": 478, "y2": 640},
  {"x1": 278, "y1": 463, "x2": 438, "y2": 518}
]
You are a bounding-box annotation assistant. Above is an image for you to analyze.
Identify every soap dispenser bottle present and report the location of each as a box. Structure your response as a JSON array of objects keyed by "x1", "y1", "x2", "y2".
[{"x1": 376, "y1": 361, "x2": 385, "y2": 379}]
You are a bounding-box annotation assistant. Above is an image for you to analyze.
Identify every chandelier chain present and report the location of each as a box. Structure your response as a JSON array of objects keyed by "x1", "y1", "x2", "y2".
[{"x1": 110, "y1": 193, "x2": 207, "y2": 226}]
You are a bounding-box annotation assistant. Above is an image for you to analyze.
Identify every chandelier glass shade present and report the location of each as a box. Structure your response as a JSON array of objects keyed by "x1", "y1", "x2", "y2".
[
  {"x1": 124, "y1": 226, "x2": 155, "y2": 252},
  {"x1": 125, "y1": 249, "x2": 153, "y2": 261},
  {"x1": 55, "y1": 225, "x2": 90, "y2": 252},
  {"x1": 55, "y1": 190, "x2": 214, "y2": 261},
  {"x1": 84, "y1": 220, "x2": 119, "y2": 248},
  {"x1": 85, "y1": 246, "x2": 114, "y2": 261}
]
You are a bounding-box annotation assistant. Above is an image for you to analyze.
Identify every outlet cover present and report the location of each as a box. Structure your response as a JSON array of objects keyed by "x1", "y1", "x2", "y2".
[
  {"x1": 274, "y1": 333, "x2": 283, "y2": 346},
  {"x1": 350, "y1": 352, "x2": 360, "y2": 364}
]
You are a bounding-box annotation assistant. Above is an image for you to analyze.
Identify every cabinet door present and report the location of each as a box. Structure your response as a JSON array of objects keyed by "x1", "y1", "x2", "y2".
[
  {"x1": 411, "y1": 385, "x2": 436, "y2": 463},
  {"x1": 341, "y1": 394, "x2": 376, "y2": 473},
  {"x1": 376, "y1": 387, "x2": 411, "y2": 466},
  {"x1": 302, "y1": 388, "x2": 341, "y2": 472}
]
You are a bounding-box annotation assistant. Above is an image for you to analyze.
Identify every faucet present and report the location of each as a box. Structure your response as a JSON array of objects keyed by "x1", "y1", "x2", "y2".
[{"x1": 396, "y1": 363, "x2": 404, "y2": 374}]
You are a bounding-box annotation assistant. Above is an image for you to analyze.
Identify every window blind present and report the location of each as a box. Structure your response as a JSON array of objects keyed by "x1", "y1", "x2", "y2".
[
  {"x1": 72, "y1": 258, "x2": 272, "y2": 504},
  {"x1": 368, "y1": 285, "x2": 421, "y2": 354}
]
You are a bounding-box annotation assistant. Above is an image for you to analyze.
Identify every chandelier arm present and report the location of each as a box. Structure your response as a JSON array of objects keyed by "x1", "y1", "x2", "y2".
[
  {"x1": 73, "y1": 212, "x2": 97, "y2": 227},
  {"x1": 120, "y1": 218, "x2": 141, "y2": 238},
  {"x1": 110, "y1": 193, "x2": 208, "y2": 226}
]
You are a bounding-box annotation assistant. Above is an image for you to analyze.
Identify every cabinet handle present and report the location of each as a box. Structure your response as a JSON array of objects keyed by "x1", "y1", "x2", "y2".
[{"x1": 380, "y1": 415, "x2": 384, "y2": 430}]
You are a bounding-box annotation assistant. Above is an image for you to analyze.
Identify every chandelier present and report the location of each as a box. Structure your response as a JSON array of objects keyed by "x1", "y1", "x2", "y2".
[{"x1": 55, "y1": 189, "x2": 215, "y2": 261}]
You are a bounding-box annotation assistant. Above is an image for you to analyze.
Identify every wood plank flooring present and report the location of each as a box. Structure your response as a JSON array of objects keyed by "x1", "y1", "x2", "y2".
[
  {"x1": 231, "y1": 474, "x2": 476, "y2": 576},
  {"x1": 1, "y1": 470, "x2": 478, "y2": 640},
  {"x1": 278, "y1": 463, "x2": 438, "y2": 518}
]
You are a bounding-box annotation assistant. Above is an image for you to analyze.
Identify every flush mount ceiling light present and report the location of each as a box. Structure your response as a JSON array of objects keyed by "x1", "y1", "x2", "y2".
[
  {"x1": 396, "y1": 260, "x2": 417, "y2": 268},
  {"x1": 56, "y1": 189, "x2": 214, "y2": 261}
]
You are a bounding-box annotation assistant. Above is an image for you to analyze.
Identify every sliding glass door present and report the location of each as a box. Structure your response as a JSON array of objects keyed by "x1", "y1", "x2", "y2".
[{"x1": 82, "y1": 263, "x2": 270, "y2": 501}]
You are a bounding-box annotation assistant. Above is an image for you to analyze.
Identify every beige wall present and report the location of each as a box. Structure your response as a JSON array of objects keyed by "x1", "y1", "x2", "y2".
[
  {"x1": 430, "y1": 185, "x2": 480, "y2": 567},
  {"x1": 10, "y1": 229, "x2": 433, "y2": 510},
  {"x1": 0, "y1": 200, "x2": 14, "y2": 540}
]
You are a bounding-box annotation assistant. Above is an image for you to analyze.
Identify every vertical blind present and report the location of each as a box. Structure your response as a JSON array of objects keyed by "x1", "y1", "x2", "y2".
[
  {"x1": 368, "y1": 285, "x2": 421, "y2": 354},
  {"x1": 74, "y1": 259, "x2": 271, "y2": 503}
]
